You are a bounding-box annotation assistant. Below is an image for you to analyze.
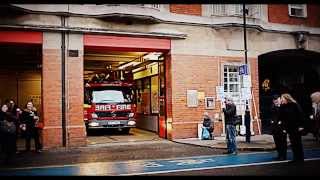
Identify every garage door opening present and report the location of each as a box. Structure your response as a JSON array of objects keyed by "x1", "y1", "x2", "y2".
[
  {"x1": 258, "y1": 49, "x2": 320, "y2": 134},
  {"x1": 0, "y1": 43, "x2": 42, "y2": 149},
  {"x1": 83, "y1": 49, "x2": 166, "y2": 145}
]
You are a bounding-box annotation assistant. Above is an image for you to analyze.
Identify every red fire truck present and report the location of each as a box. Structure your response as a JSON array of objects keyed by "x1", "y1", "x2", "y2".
[{"x1": 84, "y1": 79, "x2": 137, "y2": 134}]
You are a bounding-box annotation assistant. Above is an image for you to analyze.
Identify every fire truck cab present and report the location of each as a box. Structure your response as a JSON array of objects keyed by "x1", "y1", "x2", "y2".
[{"x1": 84, "y1": 80, "x2": 136, "y2": 134}]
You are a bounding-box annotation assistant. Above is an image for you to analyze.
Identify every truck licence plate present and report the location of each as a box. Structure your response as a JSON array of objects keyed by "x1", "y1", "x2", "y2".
[{"x1": 108, "y1": 121, "x2": 120, "y2": 125}]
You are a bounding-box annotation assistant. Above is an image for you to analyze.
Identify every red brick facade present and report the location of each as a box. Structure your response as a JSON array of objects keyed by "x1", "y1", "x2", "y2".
[
  {"x1": 66, "y1": 50, "x2": 87, "y2": 147},
  {"x1": 42, "y1": 49, "x2": 63, "y2": 149},
  {"x1": 42, "y1": 48, "x2": 86, "y2": 149},
  {"x1": 169, "y1": 54, "x2": 261, "y2": 139},
  {"x1": 268, "y1": 4, "x2": 320, "y2": 27},
  {"x1": 170, "y1": 4, "x2": 202, "y2": 16}
]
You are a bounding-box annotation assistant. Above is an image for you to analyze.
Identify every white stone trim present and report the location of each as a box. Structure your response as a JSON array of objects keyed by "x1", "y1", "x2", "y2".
[{"x1": 11, "y1": 4, "x2": 320, "y2": 35}]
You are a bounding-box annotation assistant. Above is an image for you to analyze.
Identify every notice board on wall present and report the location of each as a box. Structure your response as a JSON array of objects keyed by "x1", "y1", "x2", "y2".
[{"x1": 187, "y1": 90, "x2": 198, "y2": 107}]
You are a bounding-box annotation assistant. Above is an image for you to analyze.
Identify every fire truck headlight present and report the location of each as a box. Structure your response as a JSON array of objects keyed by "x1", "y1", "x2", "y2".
[
  {"x1": 128, "y1": 120, "x2": 136, "y2": 126},
  {"x1": 128, "y1": 113, "x2": 134, "y2": 118},
  {"x1": 91, "y1": 113, "x2": 98, "y2": 119},
  {"x1": 89, "y1": 122, "x2": 99, "y2": 127}
]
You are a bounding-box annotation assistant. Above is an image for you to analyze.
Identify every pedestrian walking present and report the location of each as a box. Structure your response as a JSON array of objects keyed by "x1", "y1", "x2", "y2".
[
  {"x1": 271, "y1": 94, "x2": 287, "y2": 160},
  {"x1": 202, "y1": 112, "x2": 214, "y2": 140},
  {"x1": 0, "y1": 104, "x2": 17, "y2": 164},
  {"x1": 222, "y1": 97, "x2": 237, "y2": 155},
  {"x1": 310, "y1": 91, "x2": 320, "y2": 142},
  {"x1": 279, "y1": 93, "x2": 305, "y2": 163},
  {"x1": 21, "y1": 101, "x2": 42, "y2": 153}
]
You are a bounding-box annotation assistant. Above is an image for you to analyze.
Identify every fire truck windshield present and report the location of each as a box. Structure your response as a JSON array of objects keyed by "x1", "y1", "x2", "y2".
[
  {"x1": 92, "y1": 90, "x2": 127, "y2": 103},
  {"x1": 85, "y1": 87, "x2": 134, "y2": 104}
]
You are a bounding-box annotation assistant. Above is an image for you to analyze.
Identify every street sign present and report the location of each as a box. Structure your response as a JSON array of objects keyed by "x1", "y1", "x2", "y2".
[{"x1": 239, "y1": 65, "x2": 248, "y2": 75}]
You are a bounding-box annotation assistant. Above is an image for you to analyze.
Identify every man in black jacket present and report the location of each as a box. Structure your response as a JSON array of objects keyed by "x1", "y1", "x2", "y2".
[
  {"x1": 271, "y1": 94, "x2": 287, "y2": 160},
  {"x1": 223, "y1": 97, "x2": 237, "y2": 155}
]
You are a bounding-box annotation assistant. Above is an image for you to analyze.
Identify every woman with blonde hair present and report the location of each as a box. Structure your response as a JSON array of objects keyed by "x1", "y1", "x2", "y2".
[
  {"x1": 279, "y1": 93, "x2": 305, "y2": 163},
  {"x1": 310, "y1": 92, "x2": 320, "y2": 142}
]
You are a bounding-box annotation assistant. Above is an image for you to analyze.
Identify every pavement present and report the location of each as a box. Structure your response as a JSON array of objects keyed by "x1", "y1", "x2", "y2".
[{"x1": 173, "y1": 133, "x2": 319, "y2": 151}]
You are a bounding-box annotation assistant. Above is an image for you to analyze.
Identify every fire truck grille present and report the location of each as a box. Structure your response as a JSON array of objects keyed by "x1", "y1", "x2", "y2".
[{"x1": 96, "y1": 112, "x2": 129, "y2": 118}]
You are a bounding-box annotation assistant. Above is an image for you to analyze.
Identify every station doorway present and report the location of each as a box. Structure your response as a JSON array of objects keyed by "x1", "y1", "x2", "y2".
[
  {"x1": 0, "y1": 43, "x2": 42, "y2": 149},
  {"x1": 83, "y1": 49, "x2": 166, "y2": 144},
  {"x1": 258, "y1": 49, "x2": 320, "y2": 134}
]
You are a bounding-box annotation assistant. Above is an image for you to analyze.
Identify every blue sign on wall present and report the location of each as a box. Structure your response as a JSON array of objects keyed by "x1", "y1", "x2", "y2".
[{"x1": 239, "y1": 65, "x2": 248, "y2": 75}]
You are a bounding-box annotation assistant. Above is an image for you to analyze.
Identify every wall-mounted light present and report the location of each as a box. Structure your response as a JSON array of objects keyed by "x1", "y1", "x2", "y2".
[{"x1": 143, "y1": 52, "x2": 162, "y2": 61}]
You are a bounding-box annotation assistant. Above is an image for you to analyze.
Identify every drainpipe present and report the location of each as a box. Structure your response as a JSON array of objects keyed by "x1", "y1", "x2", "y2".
[{"x1": 61, "y1": 15, "x2": 67, "y2": 147}]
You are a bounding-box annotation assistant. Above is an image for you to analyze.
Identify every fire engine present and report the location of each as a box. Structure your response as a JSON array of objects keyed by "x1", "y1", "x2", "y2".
[{"x1": 84, "y1": 71, "x2": 137, "y2": 134}]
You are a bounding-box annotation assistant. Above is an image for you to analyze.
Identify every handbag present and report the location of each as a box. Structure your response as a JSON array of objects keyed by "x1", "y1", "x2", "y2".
[
  {"x1": 0, "y1": 120, "x2": 16, "y2": 134},
  {"x1": 201, "y1": 127, "x2": 210, "y2": 140},
  {"x1": 35, "y1": 121, "x2": 44, "y2": 129}
]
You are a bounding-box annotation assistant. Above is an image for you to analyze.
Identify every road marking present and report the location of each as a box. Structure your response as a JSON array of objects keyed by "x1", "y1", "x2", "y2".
[
  {"x1": 1, "y1": 149, "x2": 320, "y2": 176},
  {"x1": 121, "y1": 157, "x2": 320, "y2": 176}
]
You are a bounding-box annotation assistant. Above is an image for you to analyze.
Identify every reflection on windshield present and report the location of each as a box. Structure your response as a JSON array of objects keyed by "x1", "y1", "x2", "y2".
[{"x1": 92, "y1": 90, "x2": 131, "y2": 103}]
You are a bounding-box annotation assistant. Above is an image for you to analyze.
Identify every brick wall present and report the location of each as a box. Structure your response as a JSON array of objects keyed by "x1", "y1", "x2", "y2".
[
  {"x1": 268, "y1": 4, "x2": 320, "y2": 27},
  {"x1": 165, "y1": 52, "x2": 173, "y2": 139},
  {"x1": 170, "y1": 4, "x2": 202, "y2": 16},
  {"x1": 249, "y1": 57, "x2": 262, "y2": 135},
  {"x1": 42, "y1": 49, "x2": 63, "y2": 148},
  {"x1": 66, "y1": 50, "x2": 87, "y2": 147},
  {"x1": 170, "y1": 54, "x2": 261, "y2": 139}
]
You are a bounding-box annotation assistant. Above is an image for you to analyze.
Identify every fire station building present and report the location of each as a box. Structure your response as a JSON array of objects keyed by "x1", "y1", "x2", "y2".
[{"x1": 0, "y1": 4, "x2": 320, "y2": 149}]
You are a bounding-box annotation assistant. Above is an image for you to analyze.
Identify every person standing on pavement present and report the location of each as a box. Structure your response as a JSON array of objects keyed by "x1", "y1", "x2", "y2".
[
  {"x1": 202, "y1": 112, "x2": 214, "y2": 140},
  {"x1": 0, "y1": 104, "x2": 17, "y2": 164},
  {"x1": 7, "y1": 99, "x2": 20, "y2": 154},
  {"x1": 279, "y1": 93, "x2": 305, "y2": 163},
  {"x1": 310, "y1": 92, "x2": 320, "y2": 143},
  {"x1": 222, "y1": 97, "x2": 237, "y2": 155},
  {"x1": 271, "y1": 94, "x2": 287, "y2": 160},
  {"x1": 21, "y1": 101, "x2": 42, "y2": 153}
]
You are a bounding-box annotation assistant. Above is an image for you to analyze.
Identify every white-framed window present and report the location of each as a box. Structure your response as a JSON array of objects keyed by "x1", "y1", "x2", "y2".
[
  {"x1": 224, "y1": 65, "x2": 241, "y2": 94},
  {"x1": 138, "y1": 4, "x2": 161, "y2": 10},
  {"x1": 104, "y1": 4, "x2": 161, "y2": 11},
  {"x1": 223, "y1": 64, "x2": 244, "y2": 115},
  {"x1": 288, "y1": 4, "x2": 307, "y2": 18},
  {"x1": 205, "y1": 4, "x2": 262, "y2": 19}
]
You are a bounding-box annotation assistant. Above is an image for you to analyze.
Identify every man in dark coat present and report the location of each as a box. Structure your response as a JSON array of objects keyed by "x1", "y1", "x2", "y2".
[
  {"x1": 0, "y1": 104, "x2": 17, "y2": 164},
  {"x1": 271, "y1": 95, "x2": 287, "y2": 160},
  {"x1": 20, "y1": 102, "x2": 42, "y2": 153},
  {"x1": 223, "y1": 97, "x2": 237, "y2": 155}
]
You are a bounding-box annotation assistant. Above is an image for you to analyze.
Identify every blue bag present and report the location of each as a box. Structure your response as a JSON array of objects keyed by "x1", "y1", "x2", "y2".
[{"x1": 202, "y1": 127, "x2": 210, "y2": 140}]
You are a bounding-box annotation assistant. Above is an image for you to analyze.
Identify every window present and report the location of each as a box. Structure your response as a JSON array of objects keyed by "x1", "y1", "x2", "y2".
[
  {"x1": 92, "y1": 90, "x2": 125, "y2": 103},
  {"x1": 207, "y1": 4, "x2": 262, "y2": 19},
  {"x1": 224, "y1": 65, "x2": 241, "y2": 94},
  {"x1": 223, "y1": 65, "x2": 243, "y2": 115},
  {"x1": 104, "y1": 4, "x2": 161, "y2": 10},
  {"x1": 138, "y1": 4, "x2": 161, "y2": 10},
  {"x1": 288, "y1": 4, "x2": 307, "y2": 18}
]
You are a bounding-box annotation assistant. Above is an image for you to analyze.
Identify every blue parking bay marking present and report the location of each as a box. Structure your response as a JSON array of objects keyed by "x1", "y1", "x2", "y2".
[{"x1": 1, "y1": 149, "x2": 320, "y2": 176}]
